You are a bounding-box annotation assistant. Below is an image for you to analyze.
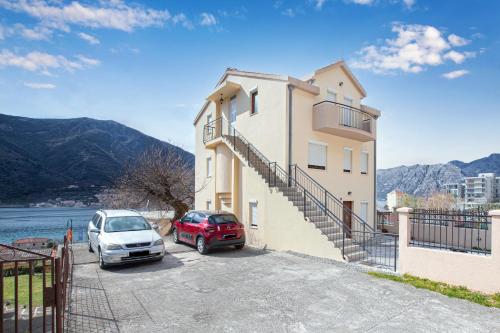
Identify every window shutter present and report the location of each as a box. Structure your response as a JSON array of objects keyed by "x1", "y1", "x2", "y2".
[
  {"x1": 361, "y1": 152, "x2": 368, "y2": 174},
  {"x1": 360, "y1": 202, "x2": 369, "y2": 222},
  {"x1": 343, "y1": 148, "x2": 352, "y2": 172},
  {"x1": 308, "y1": 142, "x2": 327, "y2": 169}
]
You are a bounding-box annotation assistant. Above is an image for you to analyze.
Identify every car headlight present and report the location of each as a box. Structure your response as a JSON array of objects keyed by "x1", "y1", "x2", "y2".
[
  {"x1": 105, "y1": 243, "x2": 122, "y2": 250},
  {"x1": 153, "y1": 239, "x2": 164, "y2": 246}
]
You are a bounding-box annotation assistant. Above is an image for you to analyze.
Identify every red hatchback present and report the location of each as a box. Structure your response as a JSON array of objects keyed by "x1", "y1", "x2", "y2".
[{"x1": 172, "y1": 210, "x2": 245, "y2": 254}]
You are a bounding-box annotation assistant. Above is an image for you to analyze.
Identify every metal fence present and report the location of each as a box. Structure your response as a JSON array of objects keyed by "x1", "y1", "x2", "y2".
[
  {"x1": 0, "y1": 235, "x2": 72, "y2": 333},
  {"x1": 409, "y1": 208, "x2": 491, "y2": 255}
]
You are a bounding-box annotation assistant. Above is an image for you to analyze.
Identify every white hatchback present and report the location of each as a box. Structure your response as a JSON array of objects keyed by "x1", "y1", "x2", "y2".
[{"x1": 88, "y1": 209, "x2": 165, "y2": 269}]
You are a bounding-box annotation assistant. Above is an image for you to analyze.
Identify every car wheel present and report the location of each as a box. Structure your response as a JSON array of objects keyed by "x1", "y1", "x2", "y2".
[
  {"x1": 98, "y1": 248, "x2": 107, "y2": 269},
  {"x1": 88, "y1": 240, "x2": 94, "y2": 253},
  {"x1": 172, "y1": 228, "x2": 180, "y2": 244},
  {"x1": 235, "y1": 244, "x2": 244, "y2": 250},
  {"x1": 196, "y1": 236, "x2": 208, "y2": 255}
]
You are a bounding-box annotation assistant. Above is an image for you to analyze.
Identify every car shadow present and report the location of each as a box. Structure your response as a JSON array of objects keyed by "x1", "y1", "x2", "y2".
[
  {"x1": 103, "y1": 252, "x2": 184, "y2": 274},
  {"x1": 205, "y1": 245, "x2": 269, "y2": 258}
]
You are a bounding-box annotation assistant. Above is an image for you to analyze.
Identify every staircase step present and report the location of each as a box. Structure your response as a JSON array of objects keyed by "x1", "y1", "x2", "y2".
[{"x1": 344, "y1": 250, "x2": 369, "y2": 262}]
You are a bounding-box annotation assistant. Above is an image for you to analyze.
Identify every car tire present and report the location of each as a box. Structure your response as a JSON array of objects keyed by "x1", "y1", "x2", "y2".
[
  {"x1": 235, "y1": 244, "x2": 244, "y2": 250},
  {"x1": 88, "y1": 240, "x2": 94, "y2": 253},
  {"x1": 98, "y1": 248, "x2": 107, "y2": 269},
  {"x1": 172, "y1": 228, "x2": 180, "y2": 244},
  {"x1": 196, "y1": 236, "x2": 208, "y2": 255}
]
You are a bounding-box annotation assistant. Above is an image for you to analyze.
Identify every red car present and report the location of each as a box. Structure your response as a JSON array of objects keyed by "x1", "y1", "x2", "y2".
[{"x1": 172, "y1": 210, "x2": 245, "y2": 254}]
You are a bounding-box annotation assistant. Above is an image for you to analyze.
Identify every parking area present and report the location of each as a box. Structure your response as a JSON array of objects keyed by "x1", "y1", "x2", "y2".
[{"x1": 67, "y1": 238, "x2": 500, "y2": 333}]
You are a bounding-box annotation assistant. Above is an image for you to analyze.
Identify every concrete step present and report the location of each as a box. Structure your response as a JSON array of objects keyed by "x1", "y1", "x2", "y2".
[{"x1": 344, "y1": 250, "x2": 369, "y2": 262}]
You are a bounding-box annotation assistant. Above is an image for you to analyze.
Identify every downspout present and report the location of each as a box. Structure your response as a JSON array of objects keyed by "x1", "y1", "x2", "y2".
[
  {"x1": 374, "y1": 135, "x2": 377, "y2": 230},
  {"x1": 287, "y1": 84, "x2": 295, "y2": 179}
]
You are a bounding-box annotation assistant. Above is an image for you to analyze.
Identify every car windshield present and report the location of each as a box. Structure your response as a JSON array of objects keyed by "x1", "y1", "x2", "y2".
[
  {"x1": 209, "y1": 214, "x2": 239, "y2": 224},
  {"x1": 104, "y1": 216, "x2": 152, "y2": 233}
]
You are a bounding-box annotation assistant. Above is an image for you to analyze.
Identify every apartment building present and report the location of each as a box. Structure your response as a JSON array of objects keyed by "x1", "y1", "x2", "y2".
[
  {"x1": 386, "y1": 190, "x2": 406, "y2": 211},
  {"x1": 443, "y1": 183, "x2": 465, "y2": 200},
  {"x1": 464, "y1": 173, "x2": 496, "y2": 204},
  {"x1": 194, "y1": 61, "x2": 380, "y2": 261}
]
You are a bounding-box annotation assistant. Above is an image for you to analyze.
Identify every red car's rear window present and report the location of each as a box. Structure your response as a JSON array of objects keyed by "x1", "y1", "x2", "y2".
[{"x1": 209, "y1": 214, "x2": 239, "y2": 224}]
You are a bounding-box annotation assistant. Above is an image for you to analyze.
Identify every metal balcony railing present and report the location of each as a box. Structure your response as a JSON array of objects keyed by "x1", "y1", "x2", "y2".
[{"x1": 336, "y1": 102, "x2": 373, "y2": 133}]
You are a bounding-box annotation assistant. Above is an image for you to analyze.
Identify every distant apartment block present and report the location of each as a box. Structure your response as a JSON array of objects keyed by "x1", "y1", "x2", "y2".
[
  {"x1": 443, "y1": 183, "x2": 465, "y2": 200},
  {"x1": 386, "y1": 189, "x2": 406, "y2": 211},
  {"x1": 443, "y1": 173, "x2": 500, "y2": 208}
]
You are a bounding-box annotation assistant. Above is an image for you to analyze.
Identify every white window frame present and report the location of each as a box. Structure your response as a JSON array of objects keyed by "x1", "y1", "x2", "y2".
[
  {"x1": 230, "y1": 96, "x2": 237, "y2": 124},
  {"x1": 206, "y1": 157, "x2": 212, "y2": 178},
  {"x1": 343, "y1": 96, "x2": 353, "y2": 106},
  {"x1": 249, "y1": 201, "x2": 258, "y2": 228},
  {"x1": 308, "y1": 140, "x2": 327, "y2": 170},
  {"x1": 326, "y1": 88, "x2": 337, "y2": 103},
  {"x1": 206, "y1": 113, "x2": 213, "y2": 125},
  {"x1": 343, "y1": 147, "x2": 352, "y2": 173},
  {"x1": 360, "y1": 201, "x2": 369, "y2": 223},
  {"x1": 206, "y1": 200, "x2": 212, "y2": 210},
  {"x1": 360, "y1": 151, "x2": 369, "y2": 175}
]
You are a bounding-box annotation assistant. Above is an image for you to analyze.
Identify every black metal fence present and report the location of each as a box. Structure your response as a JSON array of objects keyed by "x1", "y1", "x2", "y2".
[{"x1": 409, "y1": 208, "x2": 491, "y2": 255}]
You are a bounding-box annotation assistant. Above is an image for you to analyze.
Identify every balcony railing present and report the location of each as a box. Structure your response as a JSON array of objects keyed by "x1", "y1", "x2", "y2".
[{"x1": 336, "y1": 102, "x2": 373, "y2": 133}]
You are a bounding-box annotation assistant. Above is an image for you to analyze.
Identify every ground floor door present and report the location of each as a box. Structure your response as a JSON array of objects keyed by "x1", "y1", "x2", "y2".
[{"x1": 343, "y1": 201, "x2": 353, "y2": 238}]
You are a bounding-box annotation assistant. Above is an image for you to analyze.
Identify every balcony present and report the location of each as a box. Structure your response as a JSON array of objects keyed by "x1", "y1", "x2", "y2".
[{"x1": 313, "y1": 101, "x2": 376, "y2": 142}]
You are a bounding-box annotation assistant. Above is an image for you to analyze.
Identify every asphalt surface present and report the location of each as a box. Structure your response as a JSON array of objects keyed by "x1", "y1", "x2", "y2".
[{"x1": 68, "y1": 238, "x2": 500, "y2": 333}]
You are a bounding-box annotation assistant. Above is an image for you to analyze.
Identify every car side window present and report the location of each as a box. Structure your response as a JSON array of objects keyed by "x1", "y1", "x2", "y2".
[
  {"x1": 192, "y1": 213, "x2": 204, "y2": 224},
  {"x1": 91, "y1": 214, "x2": 99, "y2": 226},
  {"x1": 182, "y1": 213, "x2": 193, "y2": 223},
  {"x1": 95, "y1": 216, "x2": 103, "y2": 230}
]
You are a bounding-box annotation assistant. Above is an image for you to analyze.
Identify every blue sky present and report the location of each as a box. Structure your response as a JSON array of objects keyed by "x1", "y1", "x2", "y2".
[{"x1": 0, "y1": 0, "x2": 498, "y2": 168}]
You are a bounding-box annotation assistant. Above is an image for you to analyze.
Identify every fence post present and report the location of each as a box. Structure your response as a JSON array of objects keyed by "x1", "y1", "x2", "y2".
[
  {"x1": 55, "y1": 257, "x2": 63, "y2": 333},
  {"x1": 489, "y1": 210, "x2": 500, "y2": 258},
  {"x1": 396, "y1": 207, "x2": 413, "y2": 274}
]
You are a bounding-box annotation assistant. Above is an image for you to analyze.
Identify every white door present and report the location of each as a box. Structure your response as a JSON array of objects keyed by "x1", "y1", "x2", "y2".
[{"x1": 230, "y1": 96, "x2": 237, "y2": 125}]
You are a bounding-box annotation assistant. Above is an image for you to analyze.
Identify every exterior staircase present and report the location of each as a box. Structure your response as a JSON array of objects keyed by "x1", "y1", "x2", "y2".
[{"x1": 204, "y1": 117, "x2": 398, "y2": 270}]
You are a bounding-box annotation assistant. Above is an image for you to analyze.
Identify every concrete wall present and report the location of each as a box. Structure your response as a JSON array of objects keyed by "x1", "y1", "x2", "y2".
[{"x1": 398, "y1": 208, "x2": 500, "y2": 294}]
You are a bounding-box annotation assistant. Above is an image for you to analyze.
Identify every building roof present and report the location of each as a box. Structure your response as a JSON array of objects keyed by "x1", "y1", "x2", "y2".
[
  {"x1": 311, "y1": 60, "x2": 367, "y2": 98},
  {"x1": 13, "y1": 237, "x2": 51, "y2": 244}
]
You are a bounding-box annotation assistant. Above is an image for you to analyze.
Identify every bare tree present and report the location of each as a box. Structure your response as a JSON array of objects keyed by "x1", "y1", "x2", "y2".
[{"x1": 114, "y1": 147, "x2": 195, "y2": 224}]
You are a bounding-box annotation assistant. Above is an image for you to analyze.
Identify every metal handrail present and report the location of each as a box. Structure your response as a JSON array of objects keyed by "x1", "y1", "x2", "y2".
[{"x1": 313, "y1": 101, "x2": 373, "y2": 133}]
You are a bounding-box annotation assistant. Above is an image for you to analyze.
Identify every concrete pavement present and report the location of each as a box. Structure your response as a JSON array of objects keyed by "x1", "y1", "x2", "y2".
[{"x1": 67, "y1": 238, "x2": 500, "y2": 333}]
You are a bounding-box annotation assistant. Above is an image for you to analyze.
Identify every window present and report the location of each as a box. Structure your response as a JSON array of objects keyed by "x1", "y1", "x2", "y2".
[
  {"x1": 251, "y1": 90, "x2": 258, "y2": 115},
  {"x1": 360, "y1": 152, "x2": 369, "y2": 175},
  {"x1": 192, "y1": 213, "x2": 205, "y2": 224},
  {"x1": 206, "y1": 113, "x2": 213, "y2": 125},
  {"x1": 230, "y1": 96, "x2": 237, "y2": 124},
  {"x1": 206, "y1": 200, "x2": 212, "y2": 210},
  {"x1": 249, "y1": 202, "x2": 258, "y2": 227},
  {"x1": 360, "y1": 202, "x2": 369, "y2": 223},
  {"x1": 344, "y1": 97, "x2": 353, "y2": 106},
  {"x1": 308, "y1": 141, "x2": 327, "y2": 170},
  {"x1": 326, "y1": 89, "x2": 337, "y2": 102},
  {"x1": 181, "y1": 212, "x2": 194, "y2": 223},
  {"x1": 95, "y1": 216, "x2": 103, "y2": 229},
  {"x1": 343, "y1": 148, "x2": 352, "y2": 173},
  {"x1": 206, "y1": 157, "x2": 212, "y2": 177}
]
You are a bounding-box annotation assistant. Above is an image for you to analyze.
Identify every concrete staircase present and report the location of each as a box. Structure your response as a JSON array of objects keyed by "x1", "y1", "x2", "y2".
[{"x1": 222, "y1": 134, "x2": 369, "y2": 263}]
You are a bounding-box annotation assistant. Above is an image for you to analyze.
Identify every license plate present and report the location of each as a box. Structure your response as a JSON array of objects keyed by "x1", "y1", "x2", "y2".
[
  {"x1": 129, "y1": 250, "x2": 150, "y2": 257},
  {"x1": 223, "y1": 234, "x2": 236, "y2": 239}
]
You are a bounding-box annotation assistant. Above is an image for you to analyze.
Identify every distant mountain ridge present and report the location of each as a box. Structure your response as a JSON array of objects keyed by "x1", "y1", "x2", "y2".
[
  {"x1": 0, "y1": 113, "x2": 194, "y2": 204},
  {"x1": 377, "y1": 154, "x2": 500, "y2": 200}
]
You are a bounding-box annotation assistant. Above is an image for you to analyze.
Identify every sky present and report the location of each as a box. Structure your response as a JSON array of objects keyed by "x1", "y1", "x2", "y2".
[{"x1": 0, "y1": 0, "x2": 498, "y2": 169}]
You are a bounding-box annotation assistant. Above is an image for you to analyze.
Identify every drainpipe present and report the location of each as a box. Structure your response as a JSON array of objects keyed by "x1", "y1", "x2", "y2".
[
  {"x1": 287, "y1": 84, "x2": 295, "y2": 182},
  {"x1": 374, "y1": 137, "x2": 377, "y2": 229}
]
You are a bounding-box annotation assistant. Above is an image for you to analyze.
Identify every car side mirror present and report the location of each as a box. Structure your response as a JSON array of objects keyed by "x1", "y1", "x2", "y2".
[
  {"x1": 89, "y1": 227, "x2": 100, "y2": 234},
  {"x1": 152, "y1": 223, "x2": 159, "y2": 230}
]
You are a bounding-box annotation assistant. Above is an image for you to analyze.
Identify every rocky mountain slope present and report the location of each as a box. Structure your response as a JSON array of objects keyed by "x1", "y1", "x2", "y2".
[
  {"x1": 0, "y1": 113, "x2": 193, "y2": 204},
  {"x1": 377, "y1": 154, "x2": 500, "y2": 200}
]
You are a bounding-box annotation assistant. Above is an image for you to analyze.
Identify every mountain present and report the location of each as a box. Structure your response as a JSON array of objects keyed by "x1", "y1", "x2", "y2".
[
  {"x1": 0, "y1": 113, "x2": 194, "y2": 205},
  {"x1": 377, "y1": 154, "x2": 500, "y2": 200}
]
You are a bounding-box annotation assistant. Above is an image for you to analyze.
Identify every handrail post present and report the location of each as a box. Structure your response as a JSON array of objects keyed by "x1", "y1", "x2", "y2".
[
  {"x1": 303, "y1": 189, "x2": 307, "y2": 220},
  {"x1": 55, "y1": 257, "x2": 63, "y2": 333},
  {"x1": 233, "y1": 127, "x2": 236, "y2": 148},
  {"x1": 394, "y1": 235, "x2": 398, "y2": 271},
  {"x1": 342, "y1": 219, "x2": 345, "y2": 259},
  {"x1": 324, "y1": 190, "x2": 327, "y2": 214},
  {"x1": 268, "y1": 162, "x2": 271, "y2": 184}
]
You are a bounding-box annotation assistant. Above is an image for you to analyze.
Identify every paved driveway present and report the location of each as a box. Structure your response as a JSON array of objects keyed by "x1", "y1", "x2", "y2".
[{"x1": 68, "y1": 238, "x2": 500, "y2": 333}]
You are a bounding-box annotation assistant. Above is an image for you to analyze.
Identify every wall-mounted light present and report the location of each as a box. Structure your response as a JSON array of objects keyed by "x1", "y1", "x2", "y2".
[
  {"x1": 348, "y1": 191, "x2": 352, "y2": 196},
  {"x1": 220, "y1": 94, "x2": 224, "y2": 105},
  {"x1": 339, "y1": 81, "x2": 344, "y2": 87}
]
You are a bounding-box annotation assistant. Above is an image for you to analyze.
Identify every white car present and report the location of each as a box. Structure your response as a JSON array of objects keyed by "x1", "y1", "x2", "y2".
[{"x1": 88, "y1": 209, "x2": 165, "y2": 269}]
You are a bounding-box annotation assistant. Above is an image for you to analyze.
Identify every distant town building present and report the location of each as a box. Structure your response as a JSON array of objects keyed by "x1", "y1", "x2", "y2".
[
  {"x1": 386, "y1": 190, "x2": 406, "y2": 211},
  {"x1": 443, "y1": 183, "x2": 465, "y2": 200},
  {"x1": 12, "y1": 237, "x2": 53, "y2": 250},
  {"x1": 443, "y1": 173, "x2": 500, "y2": 209}
]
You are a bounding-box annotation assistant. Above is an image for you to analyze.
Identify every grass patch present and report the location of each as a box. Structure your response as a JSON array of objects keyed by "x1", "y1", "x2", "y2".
[
  {"x1": 3, "y1": 273, "x2": 52, "y2": 307},
  {"x1": 368, "y1": 272, "x2": 500, "y2": 308}
]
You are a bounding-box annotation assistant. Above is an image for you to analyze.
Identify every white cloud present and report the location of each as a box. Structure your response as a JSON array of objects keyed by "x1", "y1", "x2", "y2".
[
  {"x1": 402, "y1": 0, "x2": 416, "y2": 8},
  {"x1": 351, "y1": 23, "x2": 478, "y2": 74},
  {"x1": 78, "y1": 32, "x2": 100, "y2": 45},
  {"x1": 314, "y1": 0, "x2": 327, "y2": 9},
  {"x1": 348, "y1": 0, "x2": 374, "y2": 5},
  {"x1": 0, "y1": 49, "x2": 99, "y2": 74},
  {"x1": 0, "y1": 0, "x2": 171, "y2": 32},
  {"x1": 443, "y1": 50, "x2": 475, "y2": 64},
  {"x1": 281, "y1": 8, "x2": 296, "y2": 17},
  {"x1": 24, "y1": 82, "x2": 56, "y2": 89},
  {"x1": 442, "y1": 69, "x2": 469, "y2": 79},
  {"x1": 200, "y1": 13, "x2": 217, "y2": 26},
  {"x1": 172, "y1": 13, "x2": 194, "y2": 30},
  {"x1": 448, "y1": 34, "x2": 470, "y2": 47},
  {"x1": 0, "y1": 23, "x2": 53, "y2": 40}
]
